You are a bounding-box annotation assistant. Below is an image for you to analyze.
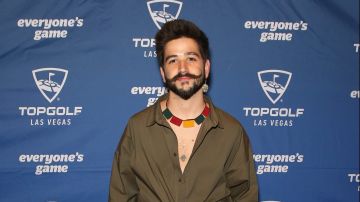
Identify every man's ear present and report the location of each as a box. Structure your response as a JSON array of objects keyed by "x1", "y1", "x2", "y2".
[
  {"x1": 205, "y1": 59, "x2": 210, "y2": 79},
  {"x1": 160, "y1": 67, "x2": 166, "y2": 83}
]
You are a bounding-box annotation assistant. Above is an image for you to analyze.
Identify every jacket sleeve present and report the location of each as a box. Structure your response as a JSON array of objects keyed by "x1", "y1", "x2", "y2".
[
  {"x1": 225, "y1": 127, "x2": 259, "y2": 202},
  {"x1": 109, "y1": 121, "x2": 139, "y2": 202}
]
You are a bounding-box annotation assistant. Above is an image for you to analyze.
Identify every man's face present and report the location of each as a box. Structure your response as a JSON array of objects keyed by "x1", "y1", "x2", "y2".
[{"x1": 160, "y1": 37, "x2": 210, "y2": 100}]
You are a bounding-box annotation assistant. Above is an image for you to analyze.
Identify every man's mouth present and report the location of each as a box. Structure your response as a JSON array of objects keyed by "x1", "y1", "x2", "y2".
[{"x1": 177, "y1": 76, "x2": 191, "y2": 81}]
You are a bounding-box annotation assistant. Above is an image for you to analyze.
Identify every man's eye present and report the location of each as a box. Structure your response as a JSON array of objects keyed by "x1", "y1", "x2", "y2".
[
  {"x1": 168, "y1": 59, "x2": 176, "y2": 64},
  {"x1": 188, "y1": 57, "x2": 197, "y2": 61}
]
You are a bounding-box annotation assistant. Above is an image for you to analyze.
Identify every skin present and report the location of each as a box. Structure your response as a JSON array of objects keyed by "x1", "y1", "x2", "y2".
[
  {"x1": 160, "y1": 37, "x2": 210, "y2": 119},
  {"x1": 159, "y1": 37, "x2": 211, "y2": 172}
]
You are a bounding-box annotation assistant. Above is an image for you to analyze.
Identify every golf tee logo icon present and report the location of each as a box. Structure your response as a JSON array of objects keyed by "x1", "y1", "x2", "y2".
[
  {"x1": 147, "y1": 0, "x2": 183, "y2": 29},
  {"x1": 258, "y1": 70, "x2": 292, "y2": 104},
  {"x1": 32, "y1": 68, "x2": 68, "y2": 103}
]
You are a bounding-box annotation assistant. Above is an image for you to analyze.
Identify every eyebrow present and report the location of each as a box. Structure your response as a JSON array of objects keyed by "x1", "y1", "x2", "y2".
[{"x1": 165, "y1": 52, "x2": 201, "y2": 62}]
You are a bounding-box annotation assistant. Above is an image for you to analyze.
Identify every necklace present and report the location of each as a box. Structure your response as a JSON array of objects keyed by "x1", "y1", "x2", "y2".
[{"x1": 162, "y1": 102, "x2": 210, "y2": 128}]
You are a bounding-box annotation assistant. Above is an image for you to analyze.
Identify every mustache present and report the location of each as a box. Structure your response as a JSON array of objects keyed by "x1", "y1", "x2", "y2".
[{"x1": 169, "y1": 73, "x2": 202, "y2": 82}]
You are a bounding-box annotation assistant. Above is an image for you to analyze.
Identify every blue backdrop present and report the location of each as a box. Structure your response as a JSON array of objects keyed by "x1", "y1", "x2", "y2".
[{"x1": 0, "y1": 0, "x2": 359, "y2": 201}]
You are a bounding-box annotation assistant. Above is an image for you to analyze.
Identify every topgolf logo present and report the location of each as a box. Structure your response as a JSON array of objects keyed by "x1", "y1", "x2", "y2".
[
  {"x1": 258, "y1": 70, "x2": 292, "y2": 104},
  {"x1": 32, "y1": 68, "x2": 68, "y2": 103},
  {"x1": 147, "y1": 0, "x2": 183, "y2": 29}
]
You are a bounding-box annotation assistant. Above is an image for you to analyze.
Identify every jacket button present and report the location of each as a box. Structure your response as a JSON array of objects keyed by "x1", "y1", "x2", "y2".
[{"x1": 173, "y1": 152, "x2": 177, "y2": 157}]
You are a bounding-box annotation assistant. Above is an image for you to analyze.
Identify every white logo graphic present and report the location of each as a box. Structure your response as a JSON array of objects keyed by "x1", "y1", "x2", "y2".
[
  {"x1": 32, "y1": 68, "x2": 68, "y2": 103},
  {"x1": 354, "y1": 43, "x2": 359, "y2": 53},
  {"x1": 147, "y1": 0, "x2": 183, "y2": 29},
  {"x1": 17, "y1": 17, "x2": 84, "y2": 41},
  {"x1": 258, "y1": 70, "x2": 292, "y2": 104}
]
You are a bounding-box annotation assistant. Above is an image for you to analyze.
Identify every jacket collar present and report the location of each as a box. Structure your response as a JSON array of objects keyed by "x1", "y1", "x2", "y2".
[{"x1": 146, "y1": 93, "x2": 224, "y2": 129}]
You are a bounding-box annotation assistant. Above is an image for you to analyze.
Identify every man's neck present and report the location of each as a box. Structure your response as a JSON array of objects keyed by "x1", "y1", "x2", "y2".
[{"x1": 166, "y1": 90, "x2": 206, "y2": 120}]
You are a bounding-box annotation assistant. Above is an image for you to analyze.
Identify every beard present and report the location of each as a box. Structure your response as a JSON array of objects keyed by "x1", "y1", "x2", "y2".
[{"x1": 165, "y1": 71, "x2": 206, "y2": 100}]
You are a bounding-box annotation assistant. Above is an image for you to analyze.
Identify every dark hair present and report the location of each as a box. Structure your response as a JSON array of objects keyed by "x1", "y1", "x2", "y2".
[{"x1": 155, "y1": 19, "x2": 210, "y2": 67}]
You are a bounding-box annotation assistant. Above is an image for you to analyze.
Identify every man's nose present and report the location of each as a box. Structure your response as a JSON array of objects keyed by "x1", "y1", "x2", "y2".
[{"x1": 178, "y1": 59, "x2": 188, "y2": 73}]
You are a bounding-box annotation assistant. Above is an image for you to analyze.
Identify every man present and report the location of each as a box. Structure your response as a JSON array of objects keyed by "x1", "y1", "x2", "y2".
[{"x1": 109, "y1": 19, "x2": 258, "y2": 201}]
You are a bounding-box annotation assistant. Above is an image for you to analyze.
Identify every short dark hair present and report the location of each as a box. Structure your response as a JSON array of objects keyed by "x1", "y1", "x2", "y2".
[{"x1": 155, "y1": 19, "x2": 210, "y2": 67}]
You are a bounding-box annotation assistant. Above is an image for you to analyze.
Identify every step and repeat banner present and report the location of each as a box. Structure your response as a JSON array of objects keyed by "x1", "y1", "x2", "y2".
[{"x1": 0, "y1": 0, "x2": 359, "y2": 201}]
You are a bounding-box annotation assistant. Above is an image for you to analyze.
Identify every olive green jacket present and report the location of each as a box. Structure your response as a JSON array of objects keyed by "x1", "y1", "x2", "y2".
[{"x1": 109, "y1": 95, "x2": 258, "y2": 202}]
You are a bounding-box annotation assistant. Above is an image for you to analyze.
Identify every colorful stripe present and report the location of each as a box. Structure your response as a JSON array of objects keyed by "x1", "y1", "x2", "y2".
[{"x1": 162, "y1": 103, "x2": 211, "y2": 128}]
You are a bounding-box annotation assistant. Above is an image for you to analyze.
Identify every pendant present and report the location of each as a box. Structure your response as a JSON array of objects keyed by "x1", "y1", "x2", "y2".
[{"x1": 180, "y1": 154, "x2": 187, "y2": 162}]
